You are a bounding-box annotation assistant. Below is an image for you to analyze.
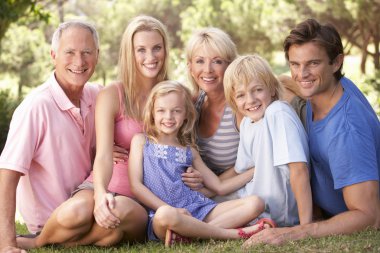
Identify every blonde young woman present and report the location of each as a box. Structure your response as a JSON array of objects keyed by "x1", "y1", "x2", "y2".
[
  {"x1": 182, "y1": 28, "x2": 243, "y2": 201},
  {"x1": 17, "y1": 15, "x2": 170, "y2": 249}
]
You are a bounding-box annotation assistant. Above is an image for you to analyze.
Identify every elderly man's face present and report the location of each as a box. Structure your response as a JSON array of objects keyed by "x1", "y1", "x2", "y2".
[{"x1": 51, "y1": 26, "x2": 98, "y2": 93}]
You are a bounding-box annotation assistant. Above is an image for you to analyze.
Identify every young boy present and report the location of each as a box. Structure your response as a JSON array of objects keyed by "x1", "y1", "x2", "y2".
[{"x1": 223, "y1": 54, "x2": 312, "y2": 227}]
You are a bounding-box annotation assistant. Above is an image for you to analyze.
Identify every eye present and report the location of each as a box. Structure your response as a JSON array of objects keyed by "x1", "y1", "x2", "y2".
[
  {"x1": 153, "y1": 45, "x2": 162, "y2": 52},
  {"x1": 212, "y1": 59, "x2": 224, "y2": 65},
  {"x1": 195, "y1": 59, "x2": 204, "y2": 64},
  {"x1": 137, "y1": 48, "x2": 145, "y2": 53}
]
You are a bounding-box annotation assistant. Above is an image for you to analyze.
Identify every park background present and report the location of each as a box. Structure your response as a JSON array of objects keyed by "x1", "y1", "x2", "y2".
[{"x1": 1, "y1": 0, "x2": 380, "y2": 252}]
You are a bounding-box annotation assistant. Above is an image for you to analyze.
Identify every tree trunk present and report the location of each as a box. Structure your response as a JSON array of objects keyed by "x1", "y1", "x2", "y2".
[{"x1": 58, "y1": 0, "x2": 64, "y2": 23}]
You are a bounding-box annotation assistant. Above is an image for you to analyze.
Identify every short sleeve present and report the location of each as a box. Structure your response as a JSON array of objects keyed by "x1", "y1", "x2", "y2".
[
  {"x1": 328, "y1": 129, "x2": 378, "y2": 189},
  {"x1": 266, "y1": 107, "x2": 308, "y2": 167},
  {"x1": 0, "y1": 100, "x2": 43, "y2": 175}
]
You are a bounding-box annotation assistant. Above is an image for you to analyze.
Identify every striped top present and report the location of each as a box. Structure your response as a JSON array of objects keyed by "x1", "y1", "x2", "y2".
[{"x1": 195, "y1": 91, "x2": 240, "y2": 175}]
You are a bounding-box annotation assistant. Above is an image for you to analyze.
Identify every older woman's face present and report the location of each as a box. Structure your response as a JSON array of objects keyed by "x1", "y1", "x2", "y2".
[{"x1": 188, "y1": 46, "x2": 229, "y2": 94}]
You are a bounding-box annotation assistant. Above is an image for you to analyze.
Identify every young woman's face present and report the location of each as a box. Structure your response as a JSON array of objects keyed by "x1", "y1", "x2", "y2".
[
  {"x1": 153, "y1": 92, "x2": 186, "y2": 137},
  {"x1": 188, "y1": 46, "x2": 229, "y2": 94},
  {"x1": 234, "y1": 79, "x2": 274, "y2": 122},
  {"x1": 133, "y1": 30, "x2": 165, "y2": 81}
]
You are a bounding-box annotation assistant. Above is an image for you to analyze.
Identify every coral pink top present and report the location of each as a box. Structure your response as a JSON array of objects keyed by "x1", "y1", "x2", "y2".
[{"x1": 86, "y1": 83, "x2": 142, "y2": 197}]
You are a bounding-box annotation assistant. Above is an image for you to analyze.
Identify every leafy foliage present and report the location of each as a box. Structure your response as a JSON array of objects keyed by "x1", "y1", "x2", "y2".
[
  {"x1": 0, "y1": 89, "x2": 20, "y2": 152},
  {"x1": 0, "y1": 0, "x2": 50, "y2": 45}
]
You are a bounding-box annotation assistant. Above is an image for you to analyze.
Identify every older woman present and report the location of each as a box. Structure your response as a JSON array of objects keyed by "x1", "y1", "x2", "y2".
[{"x1": 182, "y1": 28, "x2": 243, "y2": 202}]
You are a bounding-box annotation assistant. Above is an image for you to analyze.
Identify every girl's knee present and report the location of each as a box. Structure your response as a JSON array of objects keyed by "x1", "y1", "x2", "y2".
[
  {"x1": 154, "y1": 205, "x2": 179, "y2": 228},
  {"x1": 247, "y1": 195, "x2": 265, "y2": 213},
  {"x1": 112, "y1": 197, "x2": 147, "y2": 222},
  {"x1": 56, "y1": 197, "x2": 94, "y2": 228}
]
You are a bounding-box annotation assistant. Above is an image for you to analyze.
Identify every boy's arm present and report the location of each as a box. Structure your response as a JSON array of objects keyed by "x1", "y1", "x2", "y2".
[
  {"x1": 289, "y1": 162, "x2": 312, "y2": 225},
  {"x1": 128, "y1": 135, "x2": 167, "y2": 210},
  {"x1": 191, "y1": 148, "x2": 253, "y2": 196}
]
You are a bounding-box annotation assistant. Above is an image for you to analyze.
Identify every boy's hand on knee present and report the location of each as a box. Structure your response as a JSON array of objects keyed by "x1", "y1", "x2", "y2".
[{"x1": 94, "y1": 193, "x2": 121, "y2": 229}]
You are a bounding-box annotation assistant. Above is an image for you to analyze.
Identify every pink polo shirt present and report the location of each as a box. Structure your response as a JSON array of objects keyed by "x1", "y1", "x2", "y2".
[{"x1": 0, "y1": 73, "x2": 101, "y2": 233}]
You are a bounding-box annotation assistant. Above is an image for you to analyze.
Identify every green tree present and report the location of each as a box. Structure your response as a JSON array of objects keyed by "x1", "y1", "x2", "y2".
[
  {"x1": 0, "y1": 0, "x2": 50, "y2": 46},
  {"x1": 0, "y1": 24, "x2": 51, "y2": 97}
]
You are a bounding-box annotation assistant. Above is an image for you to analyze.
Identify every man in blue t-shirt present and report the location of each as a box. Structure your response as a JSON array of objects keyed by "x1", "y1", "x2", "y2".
[{"x1": 244, "y1": 18, "x2": 380, "y2": 247}]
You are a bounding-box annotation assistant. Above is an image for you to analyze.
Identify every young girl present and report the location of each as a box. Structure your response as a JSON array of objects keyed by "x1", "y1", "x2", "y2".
[
  {"x1": 128, "y1": 80, "x2": 276, "y2": 247},
  {"x1": 223, "y1": 55, "x2": 312, "y2": 227},
  {"x1": 17, "y1": 15, "x2": 170, "y2": 248}
]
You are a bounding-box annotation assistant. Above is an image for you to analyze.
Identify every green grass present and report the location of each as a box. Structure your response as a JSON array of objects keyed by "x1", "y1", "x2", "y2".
[{"x1": 16, "y1": 223, "x2": 380, "y2": 253}]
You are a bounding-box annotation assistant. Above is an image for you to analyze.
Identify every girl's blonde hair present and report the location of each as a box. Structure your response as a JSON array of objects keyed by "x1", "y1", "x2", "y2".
[
  {"x1": 118, "y1": 15, "x2": 170, "y2": 120},
  {"x1": 143, "y1": 80, "x2": 197, "y2": 147},
  {"x1": 224, "y1": 54, "x2": 283, "y2": 114},
  {"x1": 185, "y1": 27, "x2": 237, "y2": 94}
]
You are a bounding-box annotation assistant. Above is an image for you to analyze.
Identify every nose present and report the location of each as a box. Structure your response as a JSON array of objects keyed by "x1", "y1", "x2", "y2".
[
  {"x1": 300, "y1": 65, "x2": 309, "y2": 78},
  {"x1": 164, "y1": 110, "x2": 172, "y2": 119},
  {"x1": 203, "y1": 60, "x2": 213, "y2": 73},
  {"x1": 73, "y1": 53, "x2": 85, "y2": 66},
  {"x1": 246, "y1": 91, "x2": 256, "y2": 104}
]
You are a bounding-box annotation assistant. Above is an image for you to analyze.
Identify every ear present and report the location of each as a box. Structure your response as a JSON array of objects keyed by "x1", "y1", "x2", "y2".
[
  {"x1": 187, "y1": 62, "x2": 193, "y2": 75},
  {"x1": 333, "y1": 54, "x2": 344, "y2": 73},
  {"x1": 50, "y1": 50, "x2": 56, "y2": 60},
  {"x1": 50, "y1": 50, "x2": 57, "y2": 66}
]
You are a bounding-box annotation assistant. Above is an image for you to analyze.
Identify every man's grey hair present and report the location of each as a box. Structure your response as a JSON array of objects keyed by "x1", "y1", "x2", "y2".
[{"x1": 51, "y1": 20, "x2": 99, "y2": 52}]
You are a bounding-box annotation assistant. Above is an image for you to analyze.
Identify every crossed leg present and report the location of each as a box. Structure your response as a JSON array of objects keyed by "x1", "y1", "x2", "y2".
[
  {"x1": 153, "y1": 195, "x2": 267, "y2": 241},
  {"x1": 17, "y1": 190, "x2": 147, "y2": 249}
]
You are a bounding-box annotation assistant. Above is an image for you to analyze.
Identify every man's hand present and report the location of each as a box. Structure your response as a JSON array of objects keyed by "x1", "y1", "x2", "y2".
[
  {"x1": 112, "y1": 144, "x2": 128, "y2": 164},
  {"x1": 242, "y1": 227, "x2": 295, "y2": 248},
  {"x1": 181, "y1": 167, "x2": 204, "y2": 190}
]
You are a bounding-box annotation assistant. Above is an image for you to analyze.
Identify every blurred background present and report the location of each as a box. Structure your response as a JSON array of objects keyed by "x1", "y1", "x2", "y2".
[{"x1": 1, "y1": 0, "x2": 379, "y2": 152}]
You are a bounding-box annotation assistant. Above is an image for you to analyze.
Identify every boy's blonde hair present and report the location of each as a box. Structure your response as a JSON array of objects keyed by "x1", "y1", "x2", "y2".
[
  {"x1": 118, "y1": 15, "x2": 170, "y2": 120},
  {"x1": 143, "y1": 80, "x2": 197, "y2": 147},
  {"x1": 185, "y1": 27, "x2": 237, "y2": 94},
  {"x1": 224, "y1": 54, "x2": 282, "y2": 114}
]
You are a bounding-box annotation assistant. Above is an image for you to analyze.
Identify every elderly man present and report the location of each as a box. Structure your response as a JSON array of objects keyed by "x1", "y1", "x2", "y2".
[
  {"x1": 0, "y1": 20, "x2": 101, "y2": 252},
  {"x1": 244, "y1": 18, "x2": 380, "y2": 247}
]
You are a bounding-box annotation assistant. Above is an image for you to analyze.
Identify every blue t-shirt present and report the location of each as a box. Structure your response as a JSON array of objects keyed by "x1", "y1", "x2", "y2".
[{"x1": 307, "y1": 77, "x2": 380, "y2": 216}]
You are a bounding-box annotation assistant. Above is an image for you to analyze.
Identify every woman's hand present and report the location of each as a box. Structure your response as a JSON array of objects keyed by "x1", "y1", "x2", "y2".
[
  {"x1": 113, "y1": 144, "x2": 129, "y2": 164},
  {"x1": 181, "y1": 167, "x2": 204, "y2": 190},
  {"x1": 94, "y1": 193, "x2": 120, "y2": 229}
]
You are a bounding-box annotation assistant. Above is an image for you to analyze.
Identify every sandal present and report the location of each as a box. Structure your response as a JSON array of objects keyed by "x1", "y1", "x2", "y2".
[
  {"x1": 237, "y1": 218, "x2": 277, "y2": 239},
  {"x1": 164, "y1": 229, "x2": 192, "y2": 247}
]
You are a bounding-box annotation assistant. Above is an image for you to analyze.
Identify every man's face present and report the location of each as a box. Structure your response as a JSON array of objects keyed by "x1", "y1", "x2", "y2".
[
  {"x1": 288, "y1": 42, "x2": 341, "y2": 101},
  {"x1": 51, "y1": 26, "x2": 98, "y2": 92}
]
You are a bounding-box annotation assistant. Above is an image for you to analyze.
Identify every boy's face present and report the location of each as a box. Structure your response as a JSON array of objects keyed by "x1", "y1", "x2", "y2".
[
  {"x1": 288, "y1": 42, "x2": 342, "y2": 101},
  {"x1": 234, "y1": 79, "x2": 274, "y2": 122}
]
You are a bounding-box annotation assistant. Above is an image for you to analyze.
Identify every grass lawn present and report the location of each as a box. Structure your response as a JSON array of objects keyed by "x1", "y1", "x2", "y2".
[{"x1": 16, "y1": 223, "x2": 380, "y2": 253}]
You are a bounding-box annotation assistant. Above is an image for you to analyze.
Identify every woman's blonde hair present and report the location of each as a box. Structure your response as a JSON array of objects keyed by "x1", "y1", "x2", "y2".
[
  {"x1": 185, "y1": 27, "x2": 237, "y2": 94},
  {"x1": 224, "y1": 54, "x2": 283, "y2": 114},
  {"x1": 118, "y1": 15, "x2": 170, "y2": 120},
  {"x1": 143, "y1": 80, "x2": 197, "y2": 147}
]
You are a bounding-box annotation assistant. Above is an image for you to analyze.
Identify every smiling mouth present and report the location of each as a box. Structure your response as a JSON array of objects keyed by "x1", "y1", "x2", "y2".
[
  {"x1": 144, "y1": 63, "x2": 158, "y2": 69},
  {"x1": 201, "y1": 77, "x2": 216, "y2": 82},
  {"x1": 69, "y1": 69, "x2": 86, "y2": 74},
  {"x1": 247, "y1": 105, "x2": 260, "y2": 111}
]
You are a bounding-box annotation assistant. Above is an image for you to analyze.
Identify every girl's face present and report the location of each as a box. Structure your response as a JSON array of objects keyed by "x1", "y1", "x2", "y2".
[
  {"x1": 188, "y1": 46, "x2": 229, "y2": 94},
  {"x1": 234, "y1": 79, "x2": 274, "y2": 122},
  {"x1": 153, "y1": 92, "x2": 186, "y2": 137},
  {"x1": 133, "y1": 30, "x2": 165, "y2": 81}
]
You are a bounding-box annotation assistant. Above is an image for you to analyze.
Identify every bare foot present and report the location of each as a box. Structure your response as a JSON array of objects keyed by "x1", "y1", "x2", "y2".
[{"x1": 16, "y1": 236, "x2": 38, "y2": 250}]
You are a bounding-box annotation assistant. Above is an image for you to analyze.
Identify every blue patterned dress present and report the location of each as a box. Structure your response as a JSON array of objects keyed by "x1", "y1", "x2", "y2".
[{"x1": 143, "y1": 139, "x2": 217, "y2": 221}]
